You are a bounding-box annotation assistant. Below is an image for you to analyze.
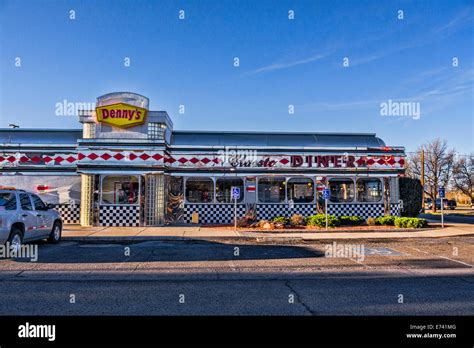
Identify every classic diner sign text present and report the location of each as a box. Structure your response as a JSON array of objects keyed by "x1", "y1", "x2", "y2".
[
  {"x1": 291, "y1": 155, "x2": 356, "y2": 168},
  {"x1": 228, "y1": 154, "x2": 356, "y2": 168}
]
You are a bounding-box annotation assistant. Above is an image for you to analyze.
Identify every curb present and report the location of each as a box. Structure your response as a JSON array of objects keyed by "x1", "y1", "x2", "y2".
[
  {"x1": 62, "y1": 236, "x2": 258, "y2": 243},
  {"x1": 238, "y1": 227, "x2": 441, "y2": 234},
  {"x1": 61, "y1": 232, "x2": 474, "y2": 243}
]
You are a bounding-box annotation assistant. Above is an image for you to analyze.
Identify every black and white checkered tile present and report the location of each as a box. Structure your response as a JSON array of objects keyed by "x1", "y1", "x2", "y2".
[
  {"x1": 328, "y1": 203, "x2": 401, "y2": 219},
  {"x1": 183, "y1": 202, "x2": 402, "y2": 224},
  {"x1": 184, "y1": 204, "x2": 246, "y2": 224},
  {"x1": 99, "y1": 205, "x2": 140, "y2": 227},
  {"x1": 256, "y1": 204, "x2": 317, "y2": 221},
  {"x1": 54, "y1": 204, "x2": 80, "y2": 224},
  {"x1": 390, "y1": 203, "x2": 401, "y2": 216}
]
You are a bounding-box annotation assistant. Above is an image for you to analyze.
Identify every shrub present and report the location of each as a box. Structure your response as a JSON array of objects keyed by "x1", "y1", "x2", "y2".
[
  {"x1": 339, "y1": 216, "x2": 364, "y2": 226},
  {"x1": 366, "y1": 217, "x2": 376, "y2": 226},
  {"x1": 272, "y1": 216, "x2": 290, "y2": 225},
  {"x1": 375, "y1": 216, "x2": 397, "y2": 226},
  {"x1": 257, "y1": 219, "x2": 276, "y2": 229},
  {"x1": 394, "y1": 217, "x2": 427, "y2": 228},
  {"x1": 306, "y1": 214, "x2": 339, "y2": 228},
  {"x1": 290, "y1": 214, "x2": 305, "y2": 226},
  {"x1": 236, "y1": 209, "x2": 257, "y2": 228},
  {"x1": 399, "y1": 177, "x2": 423, "y2": 217},
  {"x1": 236, "y1": 216, "x2": 253, "y2": 227}
]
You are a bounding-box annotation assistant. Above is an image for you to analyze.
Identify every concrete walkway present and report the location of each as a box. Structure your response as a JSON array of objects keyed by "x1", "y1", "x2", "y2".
[{"x1": 62, "y1": 223, "x2": 474, "y2": 242}]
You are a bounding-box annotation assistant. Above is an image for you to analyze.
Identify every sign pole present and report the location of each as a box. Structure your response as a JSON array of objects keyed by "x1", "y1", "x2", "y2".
[
  {"x1": 322, "y1": 187, "x2": 330, "y2": 231},
  {"x1": 234, "y1": 196, "x2": 237, "y2": 232},
  {"x1": 231, "y1": 186, "x2": 240, "y2": 232},
  {"x1": 325, "y1": 198, "x2": 328, "y2": 231},
  {"x1": 438, "y1": 187, "x2": 445, "y2": 228},
  {"x1": 440, "y1": 196, "x2": 444, "y2": 228}
]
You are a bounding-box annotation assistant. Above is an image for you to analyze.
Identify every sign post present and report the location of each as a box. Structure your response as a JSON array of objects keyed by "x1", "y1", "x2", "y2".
[
  {"x1": 438, "y1": 187, "x2": 445, "y2": 228},
  {"x1": 231, "y1": 187, "x2": 241, "y2": 232},
  {"x1": 323, "y1": 188, "x2": 330, "y2": 231}
]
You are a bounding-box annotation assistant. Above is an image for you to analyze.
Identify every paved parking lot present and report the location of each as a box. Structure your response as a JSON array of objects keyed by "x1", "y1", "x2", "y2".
[{"x1": 0, "y1": 237, "x2": 473, "y2": 315}]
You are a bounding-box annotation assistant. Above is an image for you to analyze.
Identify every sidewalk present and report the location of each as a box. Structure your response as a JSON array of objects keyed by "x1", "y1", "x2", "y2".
[{"x1": 62, "y1": 223, "x2": 474, "y2": 242}]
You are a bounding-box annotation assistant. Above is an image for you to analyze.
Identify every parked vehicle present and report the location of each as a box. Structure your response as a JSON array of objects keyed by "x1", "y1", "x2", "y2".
[
  {"x1": 0, "y1": 189, "x2": 62, "y2": 251},
  {"x1": 427, "y1": 198, "x2": 456, "y2": 210},
  {"x1": 446, "y1": 200, "x2": 457, "y2": 210}
]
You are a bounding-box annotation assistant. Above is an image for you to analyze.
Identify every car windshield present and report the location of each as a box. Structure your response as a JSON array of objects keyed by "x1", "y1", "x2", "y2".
[{"x1": 0, "y1": 192, "x2": 16, "y2": 210}]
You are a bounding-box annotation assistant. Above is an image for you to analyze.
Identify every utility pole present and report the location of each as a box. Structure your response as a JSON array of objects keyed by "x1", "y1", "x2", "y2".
[{"x1": 421, "y1": 147, "x2": 425, "y2": 211}]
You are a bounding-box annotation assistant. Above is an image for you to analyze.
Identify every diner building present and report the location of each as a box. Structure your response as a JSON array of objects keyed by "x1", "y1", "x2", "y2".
[{"x1": 0, "y1": 92, "x2": 406, "y2": 227}]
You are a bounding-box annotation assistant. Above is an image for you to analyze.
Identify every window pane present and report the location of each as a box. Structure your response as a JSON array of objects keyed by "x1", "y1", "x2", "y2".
[
  {"x1": 357, "y1": 178, "x2": 383, "y2": 202},
  {"x1": 0, "y1": 193, "x2": 17, "y2": 210},
  {"x1": 101, "y1": 176, "x2": 139, "y2": 204},
  {"x1": 31, "y1": 194, "x2": 47, "y2": 210},
  {"x1": 329, "y1": 179, "x2": 354, "y2": 203},
  {"x1": 20, "y1": 193, "x2": 33, "y2": 210},
  {"x1": 216, "y1": 178, "x2": 244, "y2": 203},
  {"x1": 186, "y1": 178, "x2": 214, "y2": 203},
  {"x1": 287, "y1": 178, "x2": 314, "y2": 203},
  {"x1": 258, "y1": 177, "x2": 286, "y2": 203}
]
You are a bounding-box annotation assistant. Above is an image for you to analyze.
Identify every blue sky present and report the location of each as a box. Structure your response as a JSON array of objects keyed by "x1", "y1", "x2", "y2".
[{"x1": 0, "y1": 0, "x2": 473, "y2": 154}]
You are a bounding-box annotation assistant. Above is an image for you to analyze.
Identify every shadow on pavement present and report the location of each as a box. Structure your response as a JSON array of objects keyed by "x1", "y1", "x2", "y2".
[{"x1": 12, "y1": 239, "x2": 325, "y2": 264}]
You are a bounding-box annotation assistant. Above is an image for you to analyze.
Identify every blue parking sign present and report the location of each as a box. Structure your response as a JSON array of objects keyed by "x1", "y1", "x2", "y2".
[
  {"x1": 323, "y1": 188, "x2": 330, "y2": 200},
  {"x1": 438, "y1": 187, "x2": 445, "y2": 198},
  {"x1": 231, "y1": 187, "x2": 240, "y2": 200}
]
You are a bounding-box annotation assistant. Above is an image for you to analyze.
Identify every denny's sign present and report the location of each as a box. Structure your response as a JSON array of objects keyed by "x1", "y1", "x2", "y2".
[{"x1": 95, "y1": 103, "x2": 147, "y2": 128}]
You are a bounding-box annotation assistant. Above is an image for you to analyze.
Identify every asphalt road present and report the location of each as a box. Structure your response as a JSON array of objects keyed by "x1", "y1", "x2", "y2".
[
  {"x1": 420, "y1": 211, "x2": 474, "y2": 224},
  {"x1": 0, "y1": 237, "x2": 473, "y2": 315}
]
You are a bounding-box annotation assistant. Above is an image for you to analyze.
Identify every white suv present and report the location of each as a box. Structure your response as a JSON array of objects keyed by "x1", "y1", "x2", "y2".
[{"x1": 0, "y1": 189, "x2": 62, "y2": 250}]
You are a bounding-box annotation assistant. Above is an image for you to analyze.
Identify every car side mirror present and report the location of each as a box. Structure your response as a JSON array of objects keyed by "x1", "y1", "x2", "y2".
[{"x1": 47, "y1": 204, "x2": 55, "y2": 210}]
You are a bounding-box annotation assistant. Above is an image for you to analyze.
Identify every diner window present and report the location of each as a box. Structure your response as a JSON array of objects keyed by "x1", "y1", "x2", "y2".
[
  {"x1": 258, "y1": 177, "x2": 286, "y2": 203},
  {"x1": 185, "y1": 178, "x2": 214, "y2": 203},
  {"x1": 147, "y1": 122, "x2": 166, "y2": 140},
  {"x1": 216, "y1": 178, "x2": 244, "y2": 203},
  {"x1": 101, "y1": 175, "x2": 139, "y2": 205},
  {"x1": 287, "y1": 178, "x2": 314, "y2": 203},
  {"x1": 357, "y1": 178, "x2": 383, "y2": 202},
  {"x1": 329, "y1": 178, "x2": 355, "y2": 203}
]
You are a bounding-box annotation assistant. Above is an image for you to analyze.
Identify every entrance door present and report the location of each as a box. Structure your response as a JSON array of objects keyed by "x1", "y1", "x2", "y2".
[{"x1": 165, "y1": 176, "x2": 184, "y2": 223}]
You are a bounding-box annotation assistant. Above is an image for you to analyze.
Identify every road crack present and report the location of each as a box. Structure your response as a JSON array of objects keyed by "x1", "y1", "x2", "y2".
[{"x1": 284, "y1": 280, "x2": 317, "y2": 315}]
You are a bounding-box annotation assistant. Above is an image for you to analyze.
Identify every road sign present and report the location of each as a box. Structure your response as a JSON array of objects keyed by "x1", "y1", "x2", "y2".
[
  {"x1": 438, "y1": 187, "x2": 445, "y2": 198},
  {"x1": 231, "y1": 187, "x2": 240, "y2": 200},
  {"x1": 323, "y1": 188, "x2": 330, "y2": 200}
]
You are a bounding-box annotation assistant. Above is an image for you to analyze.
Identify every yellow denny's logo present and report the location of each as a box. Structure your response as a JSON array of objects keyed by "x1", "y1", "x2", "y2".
[{"x1": 95, "y1": 103, "x2": 147, "y2": 128}]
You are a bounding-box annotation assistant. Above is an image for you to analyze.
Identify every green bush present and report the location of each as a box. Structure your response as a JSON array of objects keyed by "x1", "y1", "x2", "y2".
[
  {"x1": 375, "y1": 216, "x2": 397, "y2": 226},
  {"x1": 305, "y1": 214, "x2": 339, "y2": 228},
  {"x1": 394, "y1": 217, "x2": 427, "y2": 228},
  {"x1": 339, "y1": 216, "x2": 364, "y2": 226},
  {"x1": 399, "y1": 177, "x2": 423, "y2": 217},
  {"x1": 272, "y1": 216, "x2": 290, "y2": 225}
]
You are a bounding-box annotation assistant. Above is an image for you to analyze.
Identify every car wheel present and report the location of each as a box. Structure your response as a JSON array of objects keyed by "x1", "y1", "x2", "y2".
[
  {"x1": 8, "y1": 228, "x2": 23, "y2": 254},
  {"x1": 48, "y1": 222, "x2": 62, "y2": 244}
]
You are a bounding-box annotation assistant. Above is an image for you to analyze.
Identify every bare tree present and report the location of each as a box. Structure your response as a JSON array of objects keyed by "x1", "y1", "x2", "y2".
[
  {"x1": 407, "y1": 139, "x2": 455, "y2": 212},
  {"x1": 452, "y1": 154, "x2": 474, "y2": 205}
]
